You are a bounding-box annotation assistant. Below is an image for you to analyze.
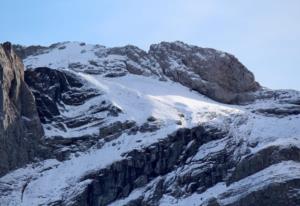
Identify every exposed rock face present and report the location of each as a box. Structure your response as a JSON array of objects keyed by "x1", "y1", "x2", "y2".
[
  {"x1": 255, "y1": 106, "x2": 300, "y2": 117},
  {"x1": 0, "y1": 42, "x2": 43, "y2": 176},
  {"x1": 24, "y1": 67, "x2": 100, "y2": 123},
  {"x1": 24, "y1": 67, "x2": 123, "y2": 160},
  {"x1": 107, "y1": 45, "x2": 162, "y2": 76},
  {"x1": 149, "y1": 42, "x2": 260, "y2": 103},
  {"x1": 67, "y1": 132, "x2": 300, "y2": 206},
  {"x1": 13, "y1": 44, "x2": 48, "y2": 59},
  {"x1": 228, "y1": 145, "x2": 300, "y2": 184},
  {"x1": 223, "y1": 179, "x2": 300, "y2": 206},
  {"x1": 70, "y1": 126, "x2": 229, "y2": 206}
]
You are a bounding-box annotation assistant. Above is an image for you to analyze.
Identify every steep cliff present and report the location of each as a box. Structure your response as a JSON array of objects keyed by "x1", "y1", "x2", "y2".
[
  {"x1": 149, "y1": 42, "x2": 260, "y2": 103},
  {"x1": 0, "y1": 42, "x2": 43, "y2": 176}
]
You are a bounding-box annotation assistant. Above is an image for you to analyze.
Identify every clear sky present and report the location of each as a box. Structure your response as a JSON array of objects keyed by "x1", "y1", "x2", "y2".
[{"x1": 1, "y1": 0, "x2": 299, "y2": 90}]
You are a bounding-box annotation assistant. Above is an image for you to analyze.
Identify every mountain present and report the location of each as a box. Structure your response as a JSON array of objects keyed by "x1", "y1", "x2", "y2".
[{"x1": 0, "y1": 41, "x2": 299, "y2": 206}]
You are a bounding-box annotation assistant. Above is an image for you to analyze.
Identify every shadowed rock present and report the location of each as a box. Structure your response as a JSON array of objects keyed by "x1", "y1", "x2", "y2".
[{"x1": 24, "y1": 67, "x2": 100, "y2": 123}]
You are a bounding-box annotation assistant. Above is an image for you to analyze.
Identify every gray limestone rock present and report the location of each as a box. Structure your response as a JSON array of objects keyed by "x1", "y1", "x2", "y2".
[{"x1": 149, "y1": 41, "x2": 260, "y2": 103}]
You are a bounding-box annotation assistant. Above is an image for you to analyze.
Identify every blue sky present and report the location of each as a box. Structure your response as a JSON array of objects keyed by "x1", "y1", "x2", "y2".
[{"x1": 1, "y1": 0, "x2": 299, "y2": 90}]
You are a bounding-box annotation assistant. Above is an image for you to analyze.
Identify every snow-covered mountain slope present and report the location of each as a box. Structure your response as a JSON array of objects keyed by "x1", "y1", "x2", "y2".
[
  {"x1": 0, "y1": 41, "x2": 300, "y2": 206},
  {"x1": 15, "y1": 41, "x2": 259, "y2": 104}
]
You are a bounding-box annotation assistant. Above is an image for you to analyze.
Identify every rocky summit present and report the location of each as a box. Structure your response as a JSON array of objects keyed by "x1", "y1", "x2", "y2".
[{"x1": 0, "y1": 41, "x2": 299, "y2": 206}]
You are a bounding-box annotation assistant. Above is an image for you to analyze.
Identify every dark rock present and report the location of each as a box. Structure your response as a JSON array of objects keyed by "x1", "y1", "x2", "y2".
[
  {"x1": 222, "y1": 179, "x2": 300, "y2": 206},
  {"x1": 65, "y1": 116, "x2": 104, "y2": 129},
  {"x1": 206, "y1": 197, "x2": 221, "y2": 206},
  {"x1": 124, "y1": 197, "x2": 143, "y2": 206},
  {"x1": 288, "y1": 99, "x2": 300, "y2": 105},
  {"x1": 139, "y1": 122, "x2": 160, "y2": 133},
  {"x1": 108, "y1": 45, "x2": 160, "y2": 76},
  {"x1": 147, "y1": 116, "x2": 157, "y2": 122},
  {"x1": 104, "y1": 72, "x2": 127, "y2": 78},
  {"x1": 100, "y1": 120, "x2": 136, "y2": 139},
  {"x1": 13, "y1": 44, "x2": 48, "y2": 59},
  {"x1": 228, "y1": 145, "x2": 300, "y2": 184},
  {"x1": 255, "y1": 106, "x2": 300, "y2": 117},
  {"x1": 25, "y1": 67, "x2": 99, "y2": 123},
  {"x1": 134, "y1": 175, "x2": 148, "y2": 187},
  {"x1": 68, "y1": 62, "x2": 86, "y2": 70},
  {"x1": 58, "y1": 46, "x2": 66, "y2": 50},
  {"x1": 88, "y1": 60, "x2": 99, "y2": 67},
  {"x1": 71, "y1": 125, "x2": 227, "y2": 206}
]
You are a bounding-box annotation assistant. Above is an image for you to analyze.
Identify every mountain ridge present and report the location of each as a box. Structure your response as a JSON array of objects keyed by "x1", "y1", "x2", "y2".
[
  {"x1": 0, "y1": 41, "x2": 299, "y2": 206},
  {"x1": 14, "y1": 41, "x2": 260, "y2": 104}
]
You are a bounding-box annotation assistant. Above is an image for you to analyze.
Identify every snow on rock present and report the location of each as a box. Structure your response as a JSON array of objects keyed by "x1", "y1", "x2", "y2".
[
  {"x1": 21, "y1": 41, "x2": 260, "y2": 104},
  {"x1": 0, "y1": 41, "x2": 299, "y2": 205},
  {"x1": 218, "y1": 161, "x2": 300, "y2": 205},
  {"x1": 0, "y1": 71, "x2": 242, "y2": 206},
  {"x1": 78, "y1": 73, "x2": 240, "y2": 126}
]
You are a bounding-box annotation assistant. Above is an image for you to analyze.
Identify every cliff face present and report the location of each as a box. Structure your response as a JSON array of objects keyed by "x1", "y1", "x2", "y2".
[
  {"x1": 149, "y1": 42, "x2": 260, "y2": 103},
  {"x1": 0, "y1": 42, "x2": 43, "y2": 176}
]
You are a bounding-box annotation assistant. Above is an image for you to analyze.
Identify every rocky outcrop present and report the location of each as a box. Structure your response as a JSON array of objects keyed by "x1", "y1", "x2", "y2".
[
  {"x1": 0, "y1": 42, "x2": 44, "y2": 176},
  {"x1": 149, "y1": 42, "x2": 260, "y2": 103},
  {"x1": 98, "y1": 41, "x2": 261, "y2": 104},
  {"x1": 255, "y1": 106, "x2": 300, "y2": 117},
  {"x1": 13, "y1": 44, "x2": 48, "y2": 59},
  {"x1": 67, "y1": 128, "x2": 300, "y2": 206},
  {"x1": 228, "y1": 145, "x2": 300, "y2": 184},
  {"x1": 24, "y1": 67, "x2": 123, "y2": 160},
  {"x1": 222, "y1": 179, "x2": 300, "y2": 206},
  {"x1": 107, "y1": 45, "x2": 162, "y2": 76},
  {"x1": 24, "y1": 67, "x2": 100, "y2": 123}
]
